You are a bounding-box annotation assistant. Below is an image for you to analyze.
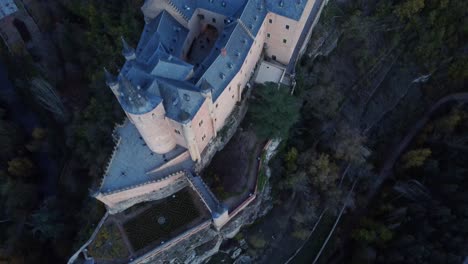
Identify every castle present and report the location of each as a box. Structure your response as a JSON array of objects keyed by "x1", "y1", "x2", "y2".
[
  {"x1": 97, "y1": 0, "x2": 318, "y2": 214},
  {"x1": 72, "y1": 0, "x2": 324, "y2": 263}
]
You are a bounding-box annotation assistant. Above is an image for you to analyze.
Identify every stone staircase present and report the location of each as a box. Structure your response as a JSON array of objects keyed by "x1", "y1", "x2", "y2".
[
  {"x1": 187, "y1": 173, "x2": 221, "y2": 214},
  {"x1": 165, "y1": 0, "x2": 190, "y2": 22}
]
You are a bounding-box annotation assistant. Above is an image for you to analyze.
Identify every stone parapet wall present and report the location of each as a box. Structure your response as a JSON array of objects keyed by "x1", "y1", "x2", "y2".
[
  {"x1": 146, "y1": 150, "x2": 190, "y2": 174},
  {"x1": 96, "y1": 171, "x2": 189, "y2": 214},
  {"x1": 132, "y1": 220, "x2": 217, "y2": 264}
]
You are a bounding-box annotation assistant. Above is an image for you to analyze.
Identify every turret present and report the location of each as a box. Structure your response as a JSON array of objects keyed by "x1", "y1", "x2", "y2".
[
  {"x1": 106, "y1": 74, "x2": 176, "y2": 154},
  {"x1": 104, "y1": 67, "x2": 119, "y2": 96},
  {"x1": 118, "y1": 76, "x2": 156, "y2": 115},
  {"x1": 121, "y1": 36, "x2": 136, "y2": 61}
]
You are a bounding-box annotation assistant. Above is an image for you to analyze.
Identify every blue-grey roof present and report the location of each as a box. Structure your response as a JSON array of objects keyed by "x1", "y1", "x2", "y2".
[
  {"x1": 165, "y1": 0, "x2": 307, "y2": 22},
  {"x1": 138, "y1": 11, "x2": 189, "y2": 57},
  {"x1": 112, "y1": 0, "x2": 310, "y2": 116},
  {"x1": 117, "y1": 75, "x2": 161, "y2": 115},
  {"x1": 167, "y1": 0, "x2": 248, "y2": 20},
  {"x1": 100, "y1": 121, "x2": 193, "y2": 193},
  {"x1": 266, "y1": 0, "x2": 308, "y2": 21},
  {"x1": 147, "y1": 77, "x2": 205, "y2": 122},
  {"x1": 239, "y1": 0, "x2": 268, "y2": 36},
  {"x1": 196, "y1": 21, "x2": 254, "y2": 100}
]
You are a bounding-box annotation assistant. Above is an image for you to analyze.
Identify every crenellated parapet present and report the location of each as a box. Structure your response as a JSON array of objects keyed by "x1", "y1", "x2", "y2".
[{"x1": 95, "y1": 170, "x2": 190, "y2": 214}]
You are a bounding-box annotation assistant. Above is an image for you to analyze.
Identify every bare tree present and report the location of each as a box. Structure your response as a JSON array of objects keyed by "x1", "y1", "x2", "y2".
[{"x1": 30, "y1": 78, "x2": 68, "y2": 122}]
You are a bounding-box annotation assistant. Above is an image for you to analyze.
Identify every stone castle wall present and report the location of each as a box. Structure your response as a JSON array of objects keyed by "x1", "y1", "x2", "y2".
[{"x1": 96, "y1": 171, "x2": 189, "y2": 214}]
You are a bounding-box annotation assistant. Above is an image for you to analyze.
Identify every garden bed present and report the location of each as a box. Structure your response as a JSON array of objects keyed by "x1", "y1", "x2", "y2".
[
  {"x1": 122, "y1": 188, "x2": 207, "y2": 252},
  {"x1": 87, "y1": 223, "x2": 129, "y2": 260}
]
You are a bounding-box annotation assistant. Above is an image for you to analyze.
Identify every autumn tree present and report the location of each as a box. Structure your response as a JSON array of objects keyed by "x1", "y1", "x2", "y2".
[
  {"x1": 401, "y1": 148, "x2": 431, "y2": 169},
  {"x1": 308, "y1": 153, "x2": 339, "y2": 192},
  {"x1": 7, "y1": 157, "x2": 35, "y2": 178}
]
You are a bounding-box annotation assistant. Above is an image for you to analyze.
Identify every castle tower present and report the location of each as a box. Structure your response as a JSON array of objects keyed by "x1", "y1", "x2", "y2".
[{"x1": 105, "y1": 69, "x2": 177, "y2": 154}]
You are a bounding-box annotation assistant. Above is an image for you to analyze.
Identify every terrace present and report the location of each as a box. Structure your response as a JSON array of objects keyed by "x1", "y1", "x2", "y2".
[
  {"x1": 100, "y1": 121, "x2": 194, "y2": 194},
  {"x1": 86, "y1": 187, "x2": 210, "y2": 263}
]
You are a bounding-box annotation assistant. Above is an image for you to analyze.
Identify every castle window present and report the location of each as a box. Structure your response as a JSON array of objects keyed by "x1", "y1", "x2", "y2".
[
  {"x1": 212, "y1": 18, "x2": 216, "y2": 23},
  {"x1": 198, "y1": 14, "x2": 205, "y2": 20},
  {"x1": 216, "y1": 103, "x2": 219, "y2": 108},
  {"x1": 269, "y1": 19, "x2": 272, "y2": 23},
  {"x1": 232, "y1": 94, "x2": 235, "y2": 99},
  {"x1": 174, "y1": 129, "x2": 181, "y2": 135},
  {"x1": 267, "y1": 33, "x2": 271, "y2": 38},
  {"x1": 199, "y1": 120, "x2": 204, "y2": 127},
  {"x1": 286, "y1": 25, "x2": 290, "y2": 30},
  {"x1": 202, "y1": 134, "x2": 207, "y2": 141},
  {"x1": 229, "y1": 86, "x2": 231, "y2": 91},
  {"x1": 272, "y1": 55, "x2": 277, "y2": 60},
  {"x1": 283, "y1": 39, "x2": 287, "y2": 44}
]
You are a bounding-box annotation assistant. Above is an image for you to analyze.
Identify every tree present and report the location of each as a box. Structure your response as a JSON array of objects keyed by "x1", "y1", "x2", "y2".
[
  {"x1": 308, "y1": 153, "x2": 339, "y2": 192},
  {"x1": 29, "y1": 197, "x2": 65, "y2": 241},
  {"x1": 0, "y1": 119, "x2": 22, "y2": 159},
  {"x1": 303, "y1": 84, "x2": 343, "y2": 120},
  {"x1": 395, "y1": 0, "x2": 425, "y2": 20},
  {"x1": 30, "y1": 78, "x2": 68, "y2": 122},
  {"x1": 7, "y1": 157, "x2": 35, "y2": 178},
  {"x1": 284, "y1": 147, "x2": 299, "y2": 172},
  {"x1": 401, "y1": 148, "x2": 431, "y2": 169},
  {"x1": 249, "y1": 83, "x2": 300, "y2": 139},
  {"x1": 331, "y1": 123, "x2": 367, "y2": 165}
]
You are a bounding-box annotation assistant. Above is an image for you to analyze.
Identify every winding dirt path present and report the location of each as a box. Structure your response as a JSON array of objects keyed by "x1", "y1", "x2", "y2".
[{"x1": 367, "y1": 92, "x2": 468, "y2": 201}]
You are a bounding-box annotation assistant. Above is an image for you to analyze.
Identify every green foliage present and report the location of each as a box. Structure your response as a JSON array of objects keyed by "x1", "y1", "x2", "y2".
[
  {"x1": 249, "y1": 83, "x2": 300, "y2": 139},
  {"x1": 352, "y1": 218, "x2": 393, "y2": 245},
  {"x1": 234, "y1": 232, "x2": 244, "y2": 241},
  {"x1": 292, "y1": 227, "x2": 310, "y2": 240},
  {"x1": 309, "y1": 153, "x2": 339, "y2": 192},
  {"x1": 303, "y1": 84, "x2": 343, "y2": 120},
  {"x1": 331, "y1": 123, "x2": 367, "y2": 165},
  {"x1": 30, "y1": 197, "x2": 65, "y2": 241},
  {"x1": 401, "y1": 148, "x2": 431, "y2": 169},
  {"x1": 432, "y1": 107, "x2": 464, "y2": 136},
  {"x1": 59, "y1": 0, "x2": 143, "y2": 181},
  {"x1": 284, "y1": 147, "x2": 298, "y2": 172},
  {"x1": 31, "y1": 127, "x2": 47, "y2": 141},
  {"x1": 7, "y1": 157, "x2": 35, "y2": 178},
  {"x1": 0, "y1": 119, "x2": 22, "y2": 159},
  {"x1": 3, "y1": 179, "x2": 38, "y2": 214},
  {"x1": 247, "y1": 234, "x2": 267, "y2": 249},
  {"x1": 71, "y1": 96, "x2": 121, "y2": 179},
  {"x1": 395, "y1": 0, "x2": 425, "y2": 19},
  {"x1": 257, "y1": 169, "x2": 268, "y2": 192},
  {"x1": 88, "y1": 224, "x2": 128, "y2": 259}
]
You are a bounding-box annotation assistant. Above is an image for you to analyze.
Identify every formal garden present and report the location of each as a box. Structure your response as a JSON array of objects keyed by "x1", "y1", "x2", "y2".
[{"x1": 123, "y1": 188, "x2": 205, "y2": 252}]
